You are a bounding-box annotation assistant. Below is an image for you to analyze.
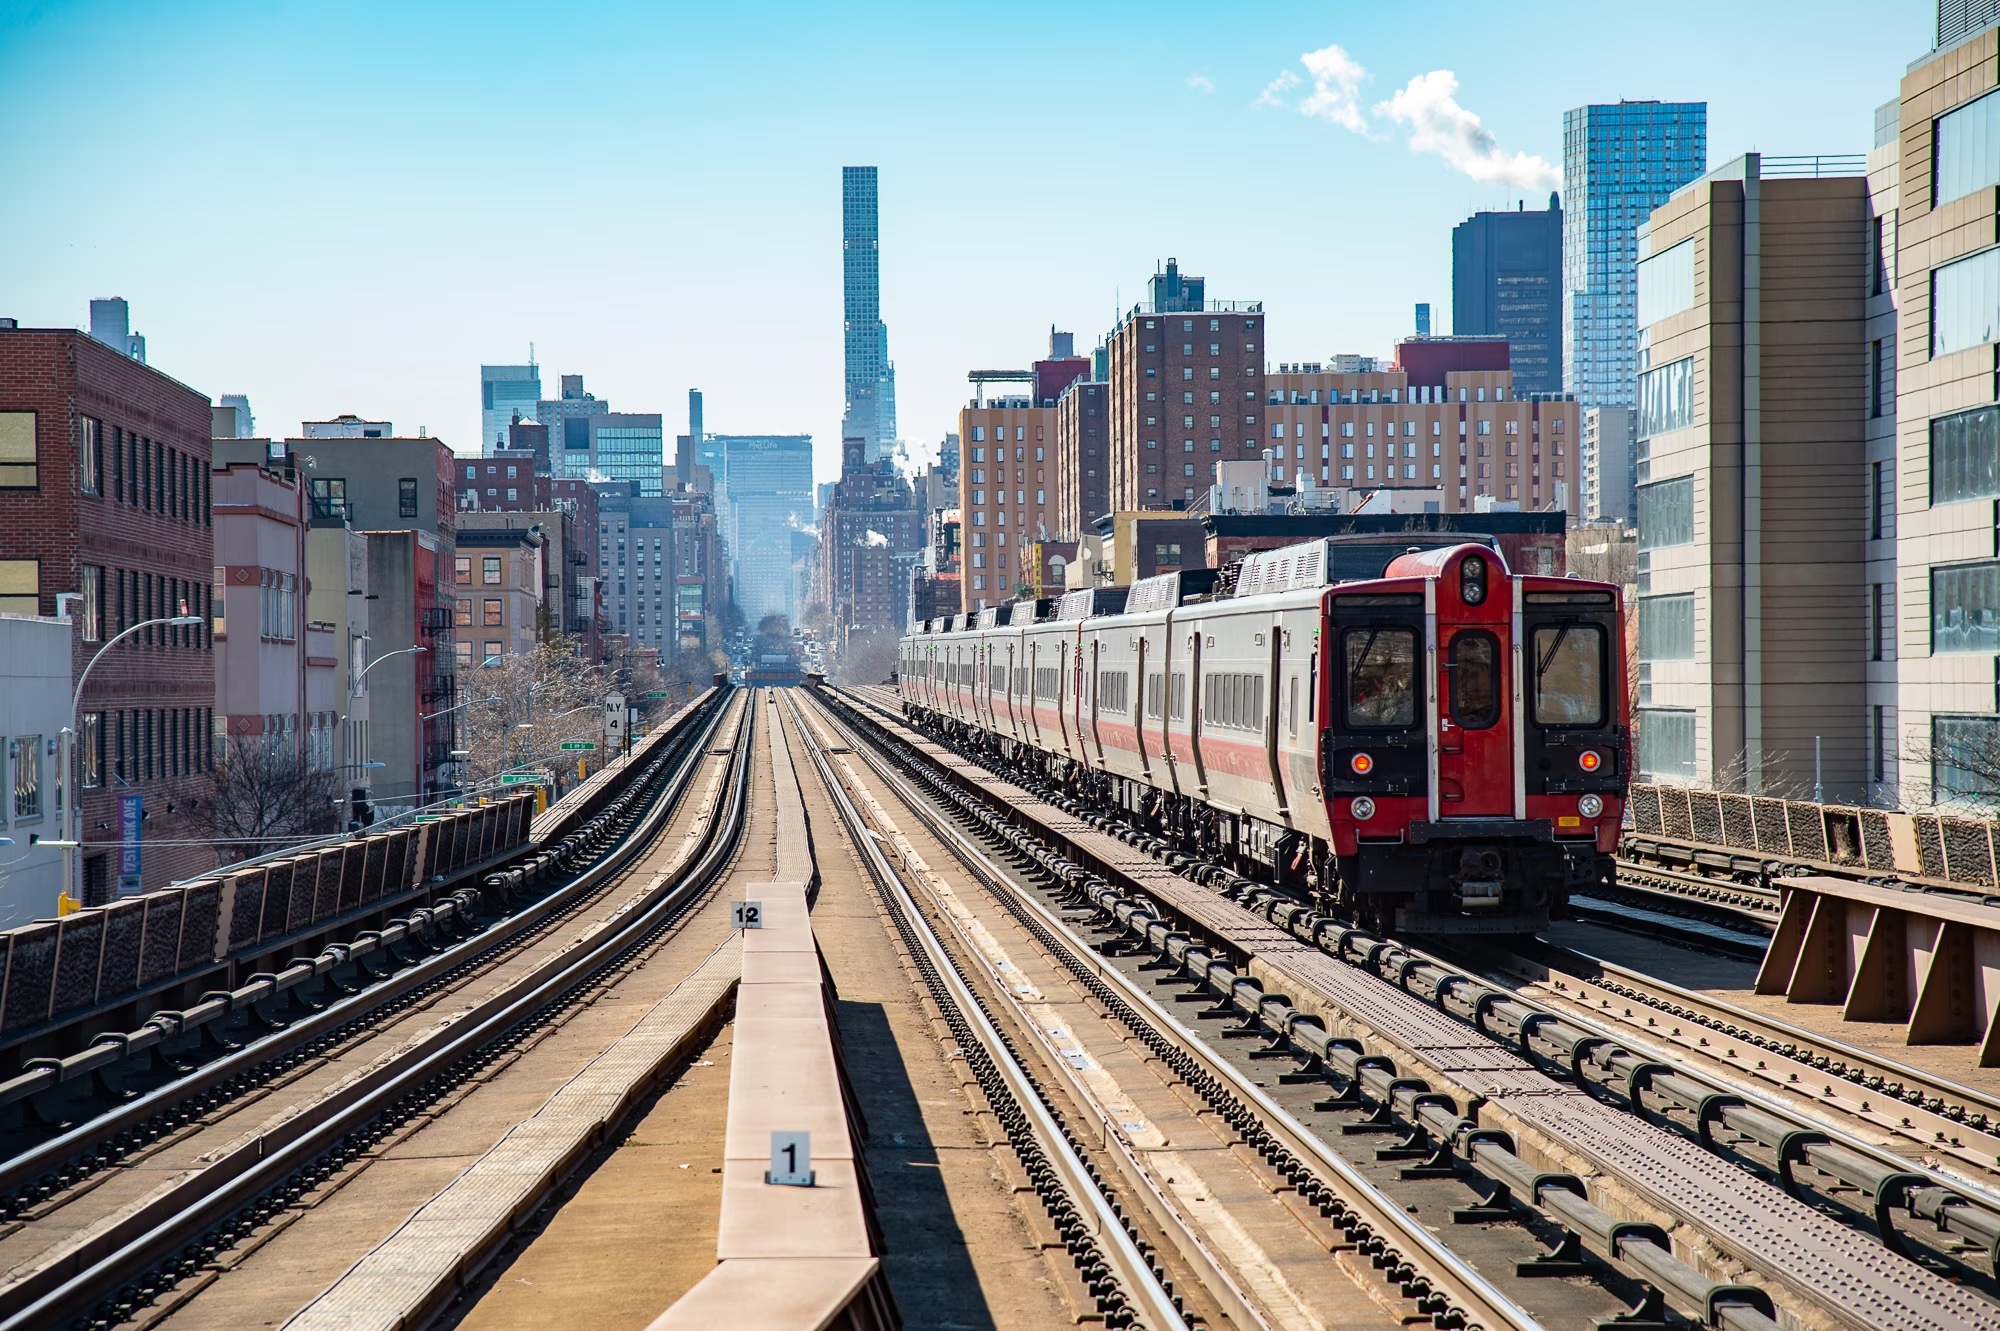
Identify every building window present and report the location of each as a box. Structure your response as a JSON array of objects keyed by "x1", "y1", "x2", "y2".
[
  {"x1": 1933, "y1": 561, "x2": 2000, "y2": 653},
  {"x1": 79, "y1": 564, "x2": 101, "y2": 641},
  {"x1": 1872, "y1": 583, "x2": 1890, "y2": 660},
  {"x1": 78, "y1": 416, "x2": 101, "y2": 494},
  {"x1": 1636, "y1": 239, "x2": 1696, "y2": 328},
  {"x1": 1638, "y1": 593, "x2": 1695, "y2": 661},
  {"x1": 1637, "y1": 708, "x2": 1697, "y2": 781},
  {"x1": 6, "y1": 732, "x2": 44, "y2": 820},
  {"x1": 1932, "y1": 246, "x2": 2000, "y2": 357},
  {"x1": 1934, "y1": 90, "x2": 2000, "y2": 208},
  {"x1": 0, "y1": 558, "x2": 37, "y2": 617},
  {"x1": 1873, "y1": 213, "x2": 1894, "y2": 295},
  {"x1": 398, "y1": 477, "x2": 419, "y2": 518},
  {"x1": 1637, "y1": 356, "x2": 1695, "y2": 436},
  {"x1": 1930, "y1": 404, "x2": 2000, "y2": 504},
  {"x1": 483, "y1": 597, "x2": 503, "y2": 626},
  {"x1": 456, "y1": 556, "x2": 472, "y2": 583},
  {"x1": 80, "y1": 712, "x2": 102, "y2": 788},
  {"x1": 484, "y1": 639, "x2": 503, "y2": 663},
  {"x1": 1932, "y1": 714, "x2": 2000, "y2": 801},
  {"x1": 0, "y1": 411, "x2": 36, "y2": 488},
  {"x1": 1869, "y1": 339, "x2": 1887, "y2": 417},
  {"x1": 1156, "y1": 543, "x2": 1182, "y2": 566},
  {"x1": 1636, "y1": 476, "x2": 1694, "y2": 550},
  {"x1": 483, "y1": 556, "x2": 502, "y2": 584},
  {"x1": 455, "y1": 597, "x2": 472, "y2": 627}
]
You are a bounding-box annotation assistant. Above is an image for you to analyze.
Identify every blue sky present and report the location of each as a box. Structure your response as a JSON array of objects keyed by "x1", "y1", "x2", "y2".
[{"x1": 0, "y1": 0, "x2": 1931, "y2": 482}]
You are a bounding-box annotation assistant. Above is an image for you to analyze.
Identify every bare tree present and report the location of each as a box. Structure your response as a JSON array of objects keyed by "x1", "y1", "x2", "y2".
[
  {"x1": 206, "y1": 734, "x2": 341, "y2": 864},
  {"x1": 458, "y1": 637, "x2": 609, "y2": 790},
  {"x1": 1904, "y1": 722, "x2": 2000, "y2": 815}
]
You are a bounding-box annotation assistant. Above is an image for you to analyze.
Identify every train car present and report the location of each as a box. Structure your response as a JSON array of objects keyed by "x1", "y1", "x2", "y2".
[{"x1": 899, "y1": 537, "x2": 1627, "y2": 936}]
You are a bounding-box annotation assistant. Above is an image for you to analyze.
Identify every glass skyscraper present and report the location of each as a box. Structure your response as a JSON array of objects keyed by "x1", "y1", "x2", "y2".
[
  {"x1": 842, "y1": 166, "x2": 896, "y2": 462},
  {"x1": 480, "y1": 364, "x2": 541, "y2": 455},
  {"x1": 718, "y1": 434, "x2": 813, "y2": 628},
  {"x1": 1561, "y1": 102, "x2": 1707, "y2": 408},
  {"x1": 1453, "y1": 194, "x2": 1565, "y2": 396}
]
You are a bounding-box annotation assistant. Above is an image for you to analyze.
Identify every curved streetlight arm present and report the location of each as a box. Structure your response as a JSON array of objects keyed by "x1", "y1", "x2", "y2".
[
  {"x1": 357, "y1": 644, "x2": 427, "y2": 688},
  {"x1": 63, "y1": 613, "x2": 202, "y2": 905}
]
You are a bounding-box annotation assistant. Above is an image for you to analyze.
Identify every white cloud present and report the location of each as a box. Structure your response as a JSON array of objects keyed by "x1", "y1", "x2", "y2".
[
  {"x1": 1298, "y1": 44, "x2": 1368, "y2": 132},
  {"x1": 1186, "y1": 74, "x2": 1215, "y2": 93},
  {"x1": 1373, "y1": 69, "x2": 1558, "y2": 190},
  {"x1": 1255, "y1": 69, "x2": 1299, "y2": 108}
]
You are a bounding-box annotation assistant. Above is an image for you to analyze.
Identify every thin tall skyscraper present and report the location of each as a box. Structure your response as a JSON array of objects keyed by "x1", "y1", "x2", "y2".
[
  {"x1": 842, "y1": 166, "x2": 896, "y2": 462},
  {"x1": 1561, "y1": 102, "x2": 1706, "y2": 407}
]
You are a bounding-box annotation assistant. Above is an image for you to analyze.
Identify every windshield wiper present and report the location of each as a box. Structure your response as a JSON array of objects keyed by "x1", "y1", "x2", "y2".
[{"x1": 1536, "y1": 623, "x2": 1573, "y2": 680}]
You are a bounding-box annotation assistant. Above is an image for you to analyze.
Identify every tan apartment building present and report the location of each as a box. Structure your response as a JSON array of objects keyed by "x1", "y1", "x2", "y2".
[
  {"x1": 1106, "y1": 260, "x2": 1265, "y2": 512},
  {"x1": 957, "y1": 399, "x2": 1054, "y2": 610},
  {"x1": 1261, "y1": 339, "x2": 1583, "y2": 513},
  {"x1": 453, "y1": 520, "x2": 546, "y2": 667},
  {"x1": 1632, "y1": 153, "x2": 1871, "y2": 795}
]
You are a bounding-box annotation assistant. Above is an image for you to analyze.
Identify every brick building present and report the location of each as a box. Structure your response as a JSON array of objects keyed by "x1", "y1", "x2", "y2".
[
  {"x1": 1053, "y1": 379, "x2": 1109, "y2": 540},
  {"x1": 0, "y1": 326, "x2": 217, "y2": 899},
  {"x1": 1106, "y1": 259, "x2": 1266, "y2": 512},
  {"x1": 1261, "y1": 339, "x2": 1582, "y2": 514}
]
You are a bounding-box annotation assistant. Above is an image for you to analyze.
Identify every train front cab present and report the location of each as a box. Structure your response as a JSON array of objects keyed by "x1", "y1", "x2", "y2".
[{"x1": 1324, "y1": 544, "x2": 1625, "y2": 934}]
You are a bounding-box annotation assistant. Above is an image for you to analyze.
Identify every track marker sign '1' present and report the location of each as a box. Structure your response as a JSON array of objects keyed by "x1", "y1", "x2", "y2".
[
  {"x1": 766, "y1": 1130, "x2": 813, "y2": 1186},
  {"x1": 732, "y1": 900, "x2": 762, "y2": 930}
]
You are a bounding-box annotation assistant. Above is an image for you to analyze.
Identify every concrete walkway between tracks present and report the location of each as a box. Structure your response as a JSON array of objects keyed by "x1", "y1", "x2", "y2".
[{"x1": 281, "y1": 938, "x2": 742, "y2": 1331}]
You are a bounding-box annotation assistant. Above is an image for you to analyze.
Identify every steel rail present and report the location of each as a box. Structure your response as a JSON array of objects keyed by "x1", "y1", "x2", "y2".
[
  {"x1": 785, "y1": 695, "x2": 1187, "y2": 1331},
  {"x1": 0, "y1": 689, "x2": 755, "y2": 1331},
  {"x1": 801, "y1": 690, "x2": 1542, "y2": 1331},
  {"x1": 0, "y1": 689, "x2": 734, "y2": 1205}
]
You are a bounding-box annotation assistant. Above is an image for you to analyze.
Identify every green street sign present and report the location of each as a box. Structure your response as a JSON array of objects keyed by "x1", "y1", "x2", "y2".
[
  {"x1": 643, "y1": 691, "x2": 668, "y2": 698},
  {"x1": 500, "y1": 772, "x2": 547, "y2": 785},
  {"x1": 559, "y1": 740, "x2": 596, "y2": 751}
]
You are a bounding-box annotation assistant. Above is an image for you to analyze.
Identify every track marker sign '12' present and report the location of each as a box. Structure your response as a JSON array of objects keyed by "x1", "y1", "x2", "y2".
[
  {"x1": 732, "y1": 900, "x2": 762, "y2": 930},
  {"x1": 767, "y1": 1130, "x2": 813, "y2": 1186}
]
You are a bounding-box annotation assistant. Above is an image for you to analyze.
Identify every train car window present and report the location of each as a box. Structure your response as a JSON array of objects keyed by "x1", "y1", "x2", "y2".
[
  {"x1": 1146, "y1": 672, "x2": 1164, "y2": 718},
  {"x1": 1170, "y1": 672, "x2": 1186, "y2": 721},
  {"x1": 1343, "y1": 627, "x2": 1417, "y2": 728},
  {"x1": 1287, "y1": 675, "x2": 1298, "y2": 737},
  {"x1": 1531, "y1": 624, "x2": 1605, "y2": 726},
  {"x1": 1448, "y1": 633, "x2": 1500, "y2": 728},
  {"x1": 1307, "y1": 656, "x2": 1317, "y2": 722},
  {"x1": 1525, "y1": 591, "x2": 1614, "y2": 606}
]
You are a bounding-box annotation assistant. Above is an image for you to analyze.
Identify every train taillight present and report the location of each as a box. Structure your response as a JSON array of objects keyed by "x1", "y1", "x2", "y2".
[
  {"x1": 1349, "y1": 752, "x2": 1375, "y2": 775},
  {"x1": 1460, "y1": 554, "x2": 1488, "y2": 605},
  {"x1": 1578, "y1": 749, "x2": 1603, "y2": 772},
  {"x1": 1350, "y1": 796, "x2": 1377, "y2": 821}
]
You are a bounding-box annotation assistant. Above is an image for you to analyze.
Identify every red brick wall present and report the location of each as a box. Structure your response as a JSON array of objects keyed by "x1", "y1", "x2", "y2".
[{"x1": 0, "y1": 330, "x2": 216, "y2": 899}]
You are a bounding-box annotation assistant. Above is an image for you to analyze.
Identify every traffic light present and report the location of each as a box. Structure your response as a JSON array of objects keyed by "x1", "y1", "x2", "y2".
[{"x1": 350, "y1": 787, "x2": 375, "y2": 830}]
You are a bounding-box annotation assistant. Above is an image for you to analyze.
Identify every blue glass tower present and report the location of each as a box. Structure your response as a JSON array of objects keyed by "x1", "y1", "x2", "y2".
[{"x1": 1561, "y1": 102, "x2": 1707, "y2": 407}]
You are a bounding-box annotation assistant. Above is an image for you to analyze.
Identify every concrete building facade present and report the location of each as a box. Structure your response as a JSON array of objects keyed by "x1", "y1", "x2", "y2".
[
  {"x1": 1633, "y1": 154, "x2": 1871, "y2": 795},
  {"x1": 0, "y1": 615, "x2": 73, "y2": 924},
  {"x1": 1053, "y1": 381, "x2": 1109, "y2": 542},
  {"x1": 1582, "y1": 406, "x2": 1638, "y2": 524},
  {"x1": 453, "y1": 521, "x2": 546, "y2": 667}
]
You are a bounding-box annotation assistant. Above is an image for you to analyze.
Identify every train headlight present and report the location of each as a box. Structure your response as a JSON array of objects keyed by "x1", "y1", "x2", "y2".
[
  {"x1": 1578, "y1": 794, "x2": 1604, "y2": 818},
  {"x1": 1578, "y1": 749, "x2": 1603, "y2": 773},
  {"x1": 1460, "y1": 554, "x2": 1488, "y2": 606},
  {"x1": 1349, "y1": 752, "x2": 1375, "y2": 776},
  {"x1": 1350, "y1": 796, "x2": 1376, "y2": 821}
]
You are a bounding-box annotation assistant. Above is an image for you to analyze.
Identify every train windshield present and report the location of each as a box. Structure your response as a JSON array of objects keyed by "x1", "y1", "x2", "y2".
[
  {"x1": 1531, "y1": 624, "x2": 1605, "y2": 727},
  {"x1": 1343, "y1": 627, "x2": 1417, "y2": 728}
]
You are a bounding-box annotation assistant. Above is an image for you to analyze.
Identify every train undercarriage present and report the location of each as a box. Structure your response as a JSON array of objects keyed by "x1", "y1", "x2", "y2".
[{"x1": 910, "y1": 707, "x2": 1606, "y2": 937}]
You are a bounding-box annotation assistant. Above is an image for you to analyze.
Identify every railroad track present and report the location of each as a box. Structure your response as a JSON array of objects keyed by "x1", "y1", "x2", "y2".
[
  {"x1": 0, "y1": 690, "x2": 755, "y2": 1331},
  {"x1": 830, "y1": 684, "x2": 1999, "y2": 1331}
]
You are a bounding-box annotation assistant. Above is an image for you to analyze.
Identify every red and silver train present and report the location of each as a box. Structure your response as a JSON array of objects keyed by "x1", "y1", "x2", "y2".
[{"x1": 896, "y1": 537, "x2": 1628, "y2": 934}]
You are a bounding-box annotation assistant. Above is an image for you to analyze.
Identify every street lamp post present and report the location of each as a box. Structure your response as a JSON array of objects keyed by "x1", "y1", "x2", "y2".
[
  {"x1": 61, "y1": 612, "x2": 203, "y2": 908},
  {"x1": 348, "y1": 645, "x2": 427, "y2": 800}
]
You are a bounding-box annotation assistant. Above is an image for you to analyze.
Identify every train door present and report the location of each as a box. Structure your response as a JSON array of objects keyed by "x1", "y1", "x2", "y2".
[
  {"x1": 1187, "y1": 625, "x2": 1208, "y2": 796},
  {"x1": 1135, "y1": 633, "x2": 1152, "y2": 777},
  {"x1": 1265, "y1": 617, "x2": 1288, "y2": 815},
  {"x1": 1086, "y1": 635, "x2": 1105, "y2": 765},
  {"x1": 1436, "y1": 617, "x2": 1511, "y2": 817}
]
